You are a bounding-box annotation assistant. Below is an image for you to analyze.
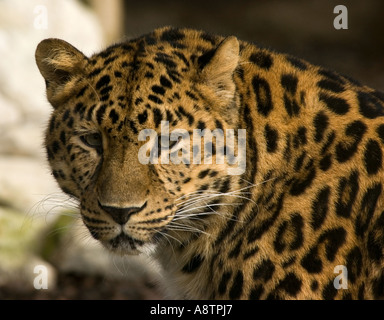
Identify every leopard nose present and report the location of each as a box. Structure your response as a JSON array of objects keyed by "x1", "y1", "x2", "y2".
[{"x1": 98, "y1": 201, "x2": 147, "y2": 225}]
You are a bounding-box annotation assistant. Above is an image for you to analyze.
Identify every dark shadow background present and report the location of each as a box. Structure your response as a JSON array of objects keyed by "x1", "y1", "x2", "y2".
[{"x1": 122, "y1": 0, "x2": 384, "y2": 90}]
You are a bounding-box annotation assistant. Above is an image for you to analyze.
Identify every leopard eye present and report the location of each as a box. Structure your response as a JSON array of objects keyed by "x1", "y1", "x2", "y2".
[{"x1": 80, "y1": 132, "x2": 103, "y2": 150}]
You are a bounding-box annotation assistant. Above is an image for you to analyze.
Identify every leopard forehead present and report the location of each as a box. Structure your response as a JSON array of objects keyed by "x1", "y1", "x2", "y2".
[
  {"x1": 36, "y1": 26, "x2": 384, "y2": 300},
  {"x1": 54, "y1": 27, "x2": 238, "y2": 138}
]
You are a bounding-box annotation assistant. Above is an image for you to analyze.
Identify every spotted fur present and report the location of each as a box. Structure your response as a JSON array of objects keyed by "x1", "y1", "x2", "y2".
[{"x1": 35, "y1": 27, "x2": 384, "y2": 299}]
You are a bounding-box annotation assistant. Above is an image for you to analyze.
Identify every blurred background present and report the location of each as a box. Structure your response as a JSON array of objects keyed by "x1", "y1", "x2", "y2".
[{"x1": 0, "y1": 0, "x2": 383, "y2": 299}]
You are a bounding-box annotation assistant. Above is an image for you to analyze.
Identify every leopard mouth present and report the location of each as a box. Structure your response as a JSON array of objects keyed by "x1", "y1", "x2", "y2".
[
  {"x1": 101, "y1": 231, "x2": 159, "y2": 255},
  {"x1": 102, "y1": 232, "x2": 143, "y2": 254}
]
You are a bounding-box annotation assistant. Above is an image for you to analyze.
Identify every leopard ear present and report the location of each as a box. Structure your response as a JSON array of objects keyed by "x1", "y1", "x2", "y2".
[
  {"x1": 35, "y1": 38, "x2": 88, "y2": 107},
  {"x1": 199, "y1": 36, "x2": 239, "y2": 102}
]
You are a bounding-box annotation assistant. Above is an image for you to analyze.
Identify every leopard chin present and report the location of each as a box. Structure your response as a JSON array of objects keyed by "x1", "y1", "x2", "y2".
[{"x1": 100, "y1": 232, "x2": 158, "y2": 256}]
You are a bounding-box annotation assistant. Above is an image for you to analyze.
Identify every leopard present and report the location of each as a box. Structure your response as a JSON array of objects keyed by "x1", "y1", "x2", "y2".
[{"x1": 35, "y1": 26, "x2": 384, "y2": 299}]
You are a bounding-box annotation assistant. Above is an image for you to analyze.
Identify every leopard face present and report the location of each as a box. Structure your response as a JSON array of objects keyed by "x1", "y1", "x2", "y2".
[
  {"x1": 35, "y1": 29, "x2": 245, "y2": 256},
  {"x1": 36, "y1": 27, "x2": 384, "y2": 299}
]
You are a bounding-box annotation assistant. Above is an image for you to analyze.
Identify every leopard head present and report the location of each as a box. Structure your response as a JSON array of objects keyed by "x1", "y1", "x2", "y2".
[{"x1": 35, "y1": 28, "x2": 246, "y2": 255}]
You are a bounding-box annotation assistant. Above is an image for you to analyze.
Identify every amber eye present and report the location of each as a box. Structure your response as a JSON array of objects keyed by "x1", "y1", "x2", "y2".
[{"x1": 80, "y1": 132, "x2": 103, "y2": 150}]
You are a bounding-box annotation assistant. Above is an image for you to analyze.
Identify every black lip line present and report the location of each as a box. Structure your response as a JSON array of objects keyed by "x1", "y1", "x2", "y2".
[
  {"x1": 97, "y1": 200, "x2": 148, "y2": 213},
  {"x1": 140, "y1": 200, "x2": 148, "y2": 212},
  {"x1": 108, "y1": 232, "x2": 144, "y2": 250}
]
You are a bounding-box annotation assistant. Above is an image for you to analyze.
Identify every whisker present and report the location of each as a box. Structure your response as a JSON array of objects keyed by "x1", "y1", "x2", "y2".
[
  {"x1": 238, "y1": 176, "x2": 276, "y2": 189},
  {"x1": 173, "y1": 178, "x2": 274, "y2": 221},
  {"x1": 175, "y1": 189, "x2": 218, "y2": 202},
  {"x1": 176, "y1": 202, "x2": 241, "y2": 216},
  {"x1": 167, "y1": 222, "x2": 210, "y2": 236},
  {"x1": 172, "y1": 210, "x2": 240, "y2": 223},
  {"x1": 166, "y1": 226, "x2": 210, "y2": 236},
  {"x1": 175, "y1": 178, "x2": 273, "y2": 210},
  {"x1": 177, "y1": 193, "x2": 254, "y2": 211},
  {"x1": 156, "y1": 230, "x2": 183, "y2": 247},
  {"x1": 29, "y1": 193, "x2": 79, "y2": 220}
]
